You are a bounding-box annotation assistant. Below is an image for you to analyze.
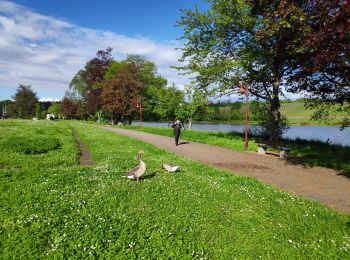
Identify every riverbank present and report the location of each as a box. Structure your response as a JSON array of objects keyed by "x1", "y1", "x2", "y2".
[{"x1": 194, "y1": 117, "x2": 348, "y2": 126}]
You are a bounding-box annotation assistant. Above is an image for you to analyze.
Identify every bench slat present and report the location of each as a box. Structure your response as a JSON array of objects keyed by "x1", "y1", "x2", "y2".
[{"x1": 256, "y1": 139, "x2": 290, "y2": 152}]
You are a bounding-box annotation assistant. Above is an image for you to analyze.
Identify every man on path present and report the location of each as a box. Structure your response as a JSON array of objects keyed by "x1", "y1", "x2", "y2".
[{"x1": 171, "y1": 120, "x2": 182, "y2": 146}]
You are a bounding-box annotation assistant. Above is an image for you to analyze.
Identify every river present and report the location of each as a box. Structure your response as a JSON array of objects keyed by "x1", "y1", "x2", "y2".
[{"x1": 131, "y1": 121, "x2": 350, "y2": 147}]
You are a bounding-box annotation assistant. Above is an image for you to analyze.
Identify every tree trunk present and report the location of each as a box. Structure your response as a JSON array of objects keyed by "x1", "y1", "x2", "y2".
[
  {"x1": 96, "y1": 111, "x2": 101, "y2": 123},
  {"x1": 188, "y1": 118, "x2": 193, "y2": 131},
  {"x1": 269, "y1": 79, "x2": 281, "y2": 141}
]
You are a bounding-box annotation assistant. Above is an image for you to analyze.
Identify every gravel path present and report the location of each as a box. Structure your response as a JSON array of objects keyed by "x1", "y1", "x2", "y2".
[{"x1": 100, "y1": 126, "x2": 350, "y2": 215}]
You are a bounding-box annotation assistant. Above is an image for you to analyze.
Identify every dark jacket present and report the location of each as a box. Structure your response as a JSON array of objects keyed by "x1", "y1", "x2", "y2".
[{"x1": 171, "y1": 122, "x2": 182, "y2": 135}]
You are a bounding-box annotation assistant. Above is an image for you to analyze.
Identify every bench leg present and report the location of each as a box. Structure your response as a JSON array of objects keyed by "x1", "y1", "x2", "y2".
[
  {"x1": 279, "y1": 150, "x2": 289, "y2": 159},
  {"x1": 258, "y1": 147, "x2": 266, "y2": 154}
]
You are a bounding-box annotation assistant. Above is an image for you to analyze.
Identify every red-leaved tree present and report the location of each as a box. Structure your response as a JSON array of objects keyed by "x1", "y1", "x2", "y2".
[{"x1": 100, "y1": 63, "x2": 144, "y2": 124}]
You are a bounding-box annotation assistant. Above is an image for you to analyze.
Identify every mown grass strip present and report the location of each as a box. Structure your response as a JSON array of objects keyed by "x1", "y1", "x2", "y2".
[{"x1": 0, "y1": 120, "x2": 349, "y2": 258}]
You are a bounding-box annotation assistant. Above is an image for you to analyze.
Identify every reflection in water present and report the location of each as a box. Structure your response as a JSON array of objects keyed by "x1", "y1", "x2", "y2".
[{"x1": 132, "y1": 121, "x2": 350, "y2": 147}]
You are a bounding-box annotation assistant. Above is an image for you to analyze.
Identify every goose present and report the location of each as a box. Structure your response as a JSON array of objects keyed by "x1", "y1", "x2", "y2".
[
  {"x1": 125, "y1": 150, "x2": 146, "y2": 181},
  {"x1": 162, "y1": 163, "x2": 180, "y2": 173}
]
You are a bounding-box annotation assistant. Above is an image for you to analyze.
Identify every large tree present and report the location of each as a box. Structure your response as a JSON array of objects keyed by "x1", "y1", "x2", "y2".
[
  {"x1": 61, "y1": 97, "x2": 77, "y2": 119},
  {"x1": 12, "y1": 85, "x2": 38, "y2": 118},
  {"x1": 177, "y1": 0, "x2": 310, "y2": 139},
  {"x1": 100, "y1": 63, "x2": 144, "y2": 124},
  {"x1": 125, "y1": 54, "x2": 168, "y2": 121},
  {"x1": 69, "y1": 47, "x2": 113, "y2": 116},
  {"x1": 285, "y1": 0, "x2": 350, "y2": 127}
]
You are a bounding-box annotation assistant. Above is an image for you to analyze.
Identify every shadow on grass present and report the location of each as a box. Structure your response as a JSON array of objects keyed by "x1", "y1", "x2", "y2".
[
  {"x1": 279, "y1": 138, "x2": 350, "y2": 172},
  {"x1": 142, "y1": 172, "x2": 157, "y2": 180}
]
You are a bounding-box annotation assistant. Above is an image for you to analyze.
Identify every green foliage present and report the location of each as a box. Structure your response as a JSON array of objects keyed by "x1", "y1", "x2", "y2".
[
  {"x1": 250, "y1": 101, "x2": 289, "y2": 139},
  {"x1": 104, "y1": 60, "x2": 128, "y2": 81},
  {"x1": 1, "y1": 120, "x2": 349, "y2": 258},
  {"x1": 47, "y1": 103, "x2": 61, "y2": 117},
  {"x1": 35, "y1": 103, "x2": 41, "y2": 119},
  {"x1": 152, "y1": 85, "x2": 184, "y2": 121},
  {"x1": 12, "y1": 85, "x2": 38, "y2": 119},
  {"x1": 175, "y1": 86, "x2": 210, "y2": 128}
]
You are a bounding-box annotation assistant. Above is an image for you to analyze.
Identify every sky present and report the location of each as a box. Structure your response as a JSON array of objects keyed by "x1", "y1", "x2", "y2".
[{"x1": 0, "y1": 0, "x2": 209, "y2": 101}]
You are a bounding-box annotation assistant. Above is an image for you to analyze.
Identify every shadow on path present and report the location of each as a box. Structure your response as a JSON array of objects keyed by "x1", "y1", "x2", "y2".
[{"x1": 338, "y1": 171, "x2": 350, "y2": 180}]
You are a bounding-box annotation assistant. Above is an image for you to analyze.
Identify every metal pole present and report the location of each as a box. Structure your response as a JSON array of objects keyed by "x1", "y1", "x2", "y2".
[
  {"x1": 244, "y1": 84, "x2": 249, "y2": 150},
  {"x1": 139, "y1": 99, "x2": 142, "y2": 128}
]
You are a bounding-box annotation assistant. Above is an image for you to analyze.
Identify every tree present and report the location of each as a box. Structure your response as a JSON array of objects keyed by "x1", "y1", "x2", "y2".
[
  {"x1": 125, "y1": 54, "x2": 168, "y2": 121},
  {"x1": 250, "y1": 100, "x2": 289, "y2": 138},
  {"x1": 48, "y1": 103, "x2": 61, "y2": 118},
  {"x1": 100, "y1": 63, "x2": 144, "y2": 124},
  {"x1": 176, "y1": 85, "x2": 209, "y2": 130},
  {"x1": 154, "y1": 85, "x2": 184, "y2": 121},
  {"x1": 12, "y1": 85, "x2": 38, "y2": 118},
  {"x1": 177, "y1": 0, "x2": 310, "y2": 139},
  {"x1": 285, "y1": 0, "x2": 350, "y2": 127},
  {"x1": 61, "y1": 97, "x2": 77, "y2": 119},
  {"x1": 69, "y1": 47, "x2": 114, "y2": 117},
  {"x1": 35, "y1": 103, "x2": 41, "y2": 119}
]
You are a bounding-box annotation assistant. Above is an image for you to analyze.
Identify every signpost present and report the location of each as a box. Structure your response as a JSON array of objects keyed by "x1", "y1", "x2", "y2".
[
  {"x1": 239, "y1": 81, "x2": 249, "y2": 150},
  {"x1": 136, "y1": 98, "x2": 142, "y2": 128}
]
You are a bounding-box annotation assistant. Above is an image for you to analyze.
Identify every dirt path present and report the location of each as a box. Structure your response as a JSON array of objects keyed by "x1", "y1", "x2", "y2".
[
  {"x1": 72, "y1": 129, "x2": 95, "y2": 166},
  {"x1": 100, "y1": 126, "x2": 350, "y2": 215}
]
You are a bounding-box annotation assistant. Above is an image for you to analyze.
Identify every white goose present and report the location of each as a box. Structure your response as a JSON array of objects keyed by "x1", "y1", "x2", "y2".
[
  {"x1": 125, "y1": 150, "x2": 146, "y2": 181},
  {"x1": 162, "y1": 163, "x2": 180, "y2": 173}
]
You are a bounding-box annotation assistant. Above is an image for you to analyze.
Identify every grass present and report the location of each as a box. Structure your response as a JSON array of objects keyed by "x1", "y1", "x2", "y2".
[
  {"x1": 122, "y1": 124, "x2": 258, "y2": 152},
  {"x1": 120, "y1": 125, "x2": 350, "y2": 172},
  {"x1": 208, "y1": 102, "x2": 347, "y2": 125},
  {"x1": 0, "y1": 120, "x2": 349, "y2": 258}
]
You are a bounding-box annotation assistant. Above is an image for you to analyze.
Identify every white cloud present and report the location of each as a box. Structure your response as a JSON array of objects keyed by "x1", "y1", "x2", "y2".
[{"x1": 0, "y1": 1, "x2": 189, "y2": 100}]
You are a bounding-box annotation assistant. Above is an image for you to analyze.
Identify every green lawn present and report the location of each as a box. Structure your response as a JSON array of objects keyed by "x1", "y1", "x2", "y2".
[
  {"x1": 207, "y1": 102, "x2": 347, "y2": 125},
  {"x1": 0, "y1": 120, "x2": 349, "y2": 258}
]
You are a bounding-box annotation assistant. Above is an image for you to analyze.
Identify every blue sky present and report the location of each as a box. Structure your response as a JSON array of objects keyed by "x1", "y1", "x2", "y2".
[
  {"x1": 0, "y1": 0, "x2": 207, "y2": 101},
  {"x1": 14, "y1": 0, "x2": 204, "y2": 41}
]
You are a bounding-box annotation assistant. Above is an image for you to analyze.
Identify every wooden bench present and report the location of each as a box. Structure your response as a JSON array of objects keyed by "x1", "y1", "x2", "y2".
[{"x1": 256, "y1": 139, "x2": 291, "y2": 158}]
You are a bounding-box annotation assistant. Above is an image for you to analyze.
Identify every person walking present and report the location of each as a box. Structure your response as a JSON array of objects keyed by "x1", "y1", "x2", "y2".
[{"x1": 171, "y1": 120, "x2": 182, "y2": 146}]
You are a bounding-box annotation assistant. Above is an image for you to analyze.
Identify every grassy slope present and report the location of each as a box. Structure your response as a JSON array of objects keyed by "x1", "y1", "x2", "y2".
[
  {"x1": 122, "y1": 125, "x2": 350, "y2": 172},
  {"x1": 209, "y1": 102, "x2": 347, "y2": 125},
  {"x1": 0, "y1": 120, "x2": 349, "y2": 258}
]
